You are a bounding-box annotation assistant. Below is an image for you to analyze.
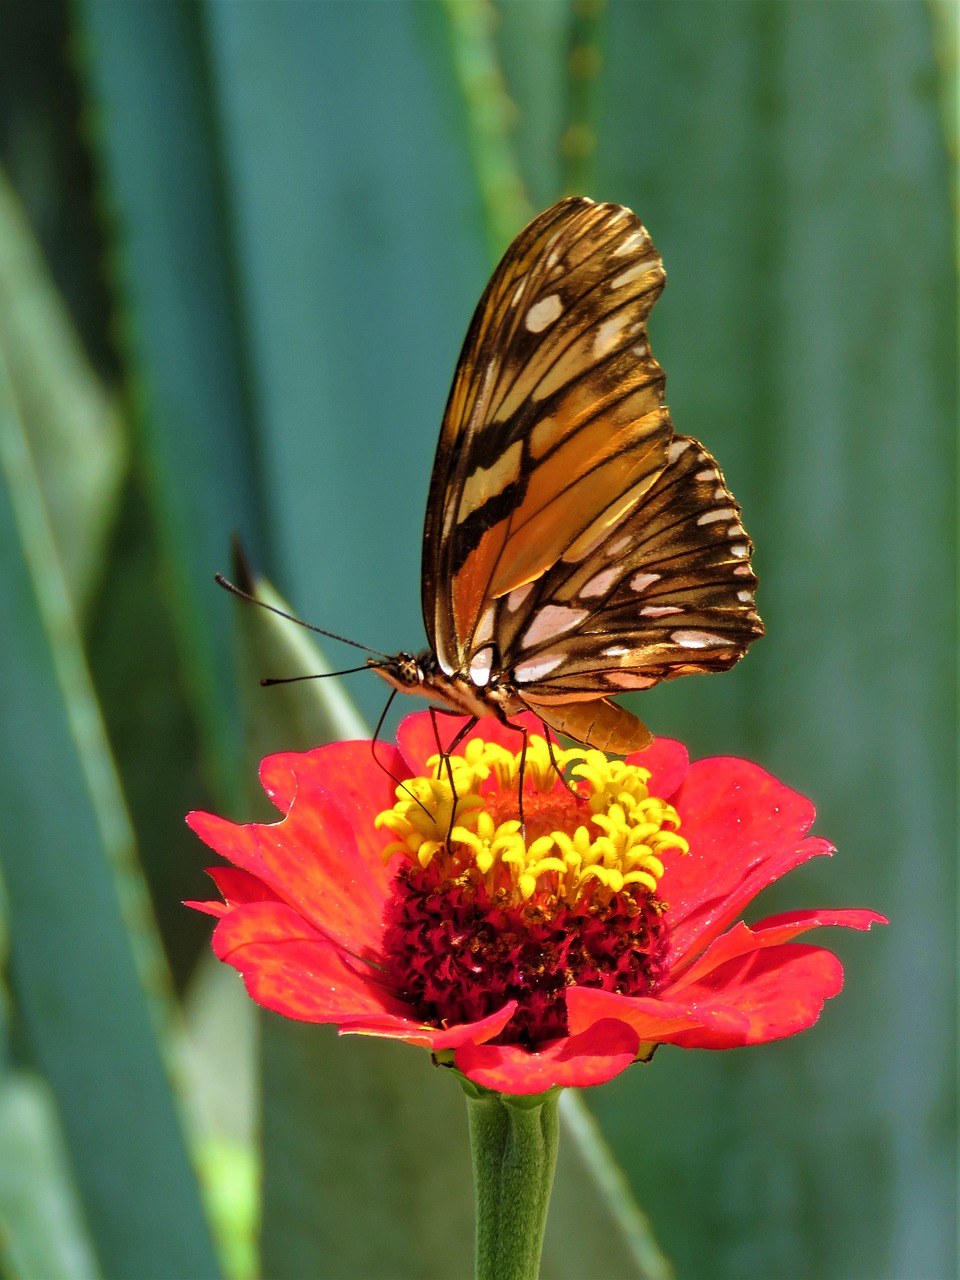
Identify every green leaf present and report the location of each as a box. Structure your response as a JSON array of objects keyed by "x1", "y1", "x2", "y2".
[
  {"x1": 590, "y1": 6, "x2": 955, "y2": 1278},
  {"x1": 495, "y1": 0, "x2": 571, "y2": 209},
  {"x1": 0, "y1": 166, "x2": 126, "y2": 613},
  {"x1": 441, "y1": 0, "x2": 533, "y2": 256},
  {"x1": 543, "y1": 1094, "x2": 671, "y2": 1280},
  {"x1": 0, "y1": 343, "x2": 220, "y2": 1277},
  {"x1": 76, "y1": 0, "x2": 270, "y2": 800},
  {"x1": 200, "y1": 0, "x2": 488, "y2": 733},
  {"x1": 0, "y1": 1073, "x2": 101, "y2": 1280}
]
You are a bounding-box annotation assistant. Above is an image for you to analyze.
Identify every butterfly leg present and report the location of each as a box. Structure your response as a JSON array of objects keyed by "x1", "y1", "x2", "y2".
[
  {"x1": 497, "y1": 714, "x2": 530, "y2": 833},
  {"x1": 538, "y1": 720, "x2": 579, "y2": 798},
  {"x1": 428, "y1": 707, "x2": 479, "y2": 841},
  {"x1": 369, "y1": 690, "x2": 436, "y2": 823}
]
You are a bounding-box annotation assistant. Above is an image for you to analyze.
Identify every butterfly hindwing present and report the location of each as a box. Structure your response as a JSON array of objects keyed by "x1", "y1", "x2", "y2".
[
  {"x1": 422, "y1": 197, "x2": 675, "y2": 677},
  {"x1": 496, "y1": 435, "x2": 763, "y2": 704}
]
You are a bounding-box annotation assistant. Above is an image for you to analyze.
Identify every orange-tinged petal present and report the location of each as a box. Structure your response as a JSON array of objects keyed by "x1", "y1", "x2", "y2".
[
  {"x1": 211, "y1": 900, "x2": 411, "y2": 1024},
  {"x1": 658, "y1": 757, "x2": 833, "y2": 968},
  {"x1": 454, "y1": 1019, "x2": 641, "y2": 1094},
  {"x1": 339, "y1": 1002, "x2": 518, "y2": 1051},
  {"x1": 188, "y1": 793, "x2": 387, "y2": 959},
  {"x1": 669, "y1": 909, "x2": 887, "y2": 991}
]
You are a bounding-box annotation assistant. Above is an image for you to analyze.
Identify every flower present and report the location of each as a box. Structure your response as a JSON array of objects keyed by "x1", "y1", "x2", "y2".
[{"x1": 186, "y1": 712, "x2": 885, "y2": 1096}]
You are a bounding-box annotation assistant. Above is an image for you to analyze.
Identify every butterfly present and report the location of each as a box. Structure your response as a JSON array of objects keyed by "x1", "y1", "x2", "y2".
[{"x1": 371, "y1": 196, "x2": 764, "y2": 755}]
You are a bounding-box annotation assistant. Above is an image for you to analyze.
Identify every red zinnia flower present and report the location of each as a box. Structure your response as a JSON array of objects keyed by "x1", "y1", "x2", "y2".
[{"x1": 187, "y1": 712, "x2": 884, "y2": 1096}]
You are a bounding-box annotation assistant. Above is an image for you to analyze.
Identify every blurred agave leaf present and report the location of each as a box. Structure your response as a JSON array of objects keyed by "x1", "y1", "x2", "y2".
[
  {"x1": 200, "y1": 0, "x2": 488, "y2": 736},
  {"x1": 221, "y1": 561, "x2": 666, "y2": 1278},
  {"x1": 0, "y1": 166, "x2": 125, "y2": 612},
  {"x1": 441, "y1": 0, "x2": 532, "y2": 256},
  {"x1": 0, "y1": 865, "x2": 99, "y2": 1280},
  {"x1": 0, "y1": 1074, "x2": 101, "y2": 1280},
  {"x1": 495, "y1": 0, "x2": 607, "y2": 205},
  {"x1": 0, "y1": 346, "x2": 220, "y2": 1277},
  {"x1": 495, "y1": 0, "x2": 571, "y2": 208},
  {"x1": 546, "y1": 1092, "x2": 671, "y2": 1280},
  {"x1": 590, "y1": 5, "x2": 955, "y2": 1279},
  {"x1": 230, "y1": 548, "x2": 368, "y2": 760},
  {"x1": 76, "y1": 0, "x2": 270, "y2": 801}
]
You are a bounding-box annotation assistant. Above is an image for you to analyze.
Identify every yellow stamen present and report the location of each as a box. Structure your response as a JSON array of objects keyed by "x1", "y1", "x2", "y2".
[{"x1": 376, "y1": 735, "x2": 688, "y2": 909}]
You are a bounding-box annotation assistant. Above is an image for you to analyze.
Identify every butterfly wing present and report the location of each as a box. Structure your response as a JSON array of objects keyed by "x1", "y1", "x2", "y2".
[
  {"x1": 422, "y1": 197, "x2": 674, "y2": 677},
  {"x1": 503, "y1": 435, "x2": 763, "y2": 699}
]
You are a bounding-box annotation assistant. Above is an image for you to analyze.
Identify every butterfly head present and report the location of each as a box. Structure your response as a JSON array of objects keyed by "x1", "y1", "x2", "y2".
[{"x1": 367, "y1": 651, "x2": 427, "y2": 694}]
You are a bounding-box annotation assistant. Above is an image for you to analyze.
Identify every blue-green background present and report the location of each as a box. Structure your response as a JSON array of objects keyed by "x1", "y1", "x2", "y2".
[{"x1": 0, "y1": 3, "x2": 954, "y2": 1278}]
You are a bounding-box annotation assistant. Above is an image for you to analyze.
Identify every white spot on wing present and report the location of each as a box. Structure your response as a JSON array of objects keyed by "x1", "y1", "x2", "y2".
[
  {"x1": 641, "y1": 604, "x2": 682, "y2": 617},
  {"x1": 506, "y1": 583, "x2": 534, "y2": 612},
  {"x1": 593, "y1": 315, "x2": 624, "y2": 358},
  {"x1": 606, "y1": 534, "x2": 633, "y2": 557},
  {"x1": 730, "y1": 544, "x2": 749, "y2": 558},
  {"x1": 672, "y1": 630, "x2": 735, "y2": 649},
  {"x1": 695, "y1": 468, "x2": 718, "y2": 481},
  {"x1": 602, "y1": 645, "x2": 629, "y2": 657},
  {"x1": 605, "y1": 672, "x2": 656, "y2": 689},
  {"x1": 733, "y1": 563, "x2": 752, "y2": 576},
  {"x1": 525, "y1": 294, "x2": 563, "y2": 333},
  {"x1": 514, "y1": 653, "x2": 565, "y2": 684},
  {"x1": 580, "y1": 567, "x2": 620, "y2": 599},
  {"x1": 667, "y1": 439, "x2": 691, "y2": 463},
  {"x1": 521, "y1": 605, "x2": 588, "y2": 649},
  {"x1": 474, "y1": 605, "x2": 496, "y2": 647},
  {"x1": 613, "y1": 229, "x2": 649, "y2": 257},
  {"x1": 511, "y1": 280, "x2": 525, "y2": 306},
  {"x1": 697, "y1": 507, "x2": 736, "y2": 526},
  {"x1": 610, "y1": 259, "x2": 659, "y2": 289},
  {"x1": 630, "y1": 571, "x2": 661, "y2": 592},
  {"x1": 469, "y1": 647, "x2": 495, "y2": 686},
  {"x1": 737, "y1": 589, "x2": 755, "y2": 603}
]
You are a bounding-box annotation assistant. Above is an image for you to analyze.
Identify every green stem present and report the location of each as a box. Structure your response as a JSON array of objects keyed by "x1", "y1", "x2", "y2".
[{"x1": 464, "y1": 1087, "x2": 561, "y2": 1280}]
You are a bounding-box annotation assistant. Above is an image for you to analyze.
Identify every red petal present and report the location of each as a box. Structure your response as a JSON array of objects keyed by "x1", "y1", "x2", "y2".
[
  {"x1": 660, "y1": 943, "x2": 847, "y2": 1048},
  {"x1": 183, "y1": 899, "x2": 226, "y2": 918},
  {"x1": 208, "y1": 865, "x2": 279, "y2": 905},
  {"x1": 187, "y1": 790, "x2": 388, "y2": 959},
  {"x1": 627, "y1": 737, "x2": 689, "y2": 799},
  {"x1": 568, "y1": 908, "x2": 884, "y2": 1049},
  {"x1": 211, "y1": 900, "x2": 413, "y2": 1024},
  {"x1": 453, "y1": 1020, "x2": 641, "y2": 1094},
  {"x1": 339, "y1": 1001, "x2": 517, "y2": 1051},
  {"x1": 659, "y1": 757, "x2": 833, "y2": 968},
  {"x1": 566, "y1": 987, "x2": 749, "y2": 1044},
  {"x1": 397, "y1": 710, "x2": 546, "y2": 775},
  {"x1": 670, "y1": 909, "x2": 887, "y2": 991},
  {"x1": 184, "y1": 865, "x2": 285, "y2": 917}
]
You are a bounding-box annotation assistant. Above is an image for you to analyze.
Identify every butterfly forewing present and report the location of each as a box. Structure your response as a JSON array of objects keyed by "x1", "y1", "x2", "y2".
[{"x1": 422, "y1": 197, "x2": 674, "y2": 676}]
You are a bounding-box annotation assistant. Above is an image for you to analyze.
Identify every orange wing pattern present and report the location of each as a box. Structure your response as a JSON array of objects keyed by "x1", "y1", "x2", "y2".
[
  {"x1": 422, "y1": 198, "x2": 673, "y2": 675},
  {"x1": 419, "y1": 195, "x2": 762, "y2": 740}
]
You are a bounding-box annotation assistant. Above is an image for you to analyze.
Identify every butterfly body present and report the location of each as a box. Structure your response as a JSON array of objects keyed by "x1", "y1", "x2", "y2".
[{"x1": 372, "y1": 196, "x2": 763, "y2": 753}]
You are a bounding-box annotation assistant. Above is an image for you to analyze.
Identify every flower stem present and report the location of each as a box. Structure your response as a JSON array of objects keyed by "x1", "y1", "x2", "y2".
[{"x1": 464, "y1": 1087, "x2": 561, "y2": 1280}]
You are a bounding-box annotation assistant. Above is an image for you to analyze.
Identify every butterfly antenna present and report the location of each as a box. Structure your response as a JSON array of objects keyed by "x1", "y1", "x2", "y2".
[
  {"x1": 260, "y1": 667, "x2": 370, "y2": 687},
  {"x1": 215, "y1": 573, "x2": 389, "y2": 659}
]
